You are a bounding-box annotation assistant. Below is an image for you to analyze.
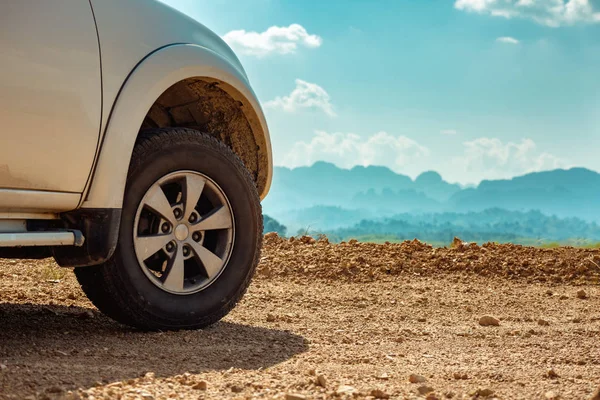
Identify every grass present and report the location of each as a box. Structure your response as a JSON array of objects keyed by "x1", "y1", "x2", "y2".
[{"x1": 39, "y1": 262, "x2": 68, "y2": 281}]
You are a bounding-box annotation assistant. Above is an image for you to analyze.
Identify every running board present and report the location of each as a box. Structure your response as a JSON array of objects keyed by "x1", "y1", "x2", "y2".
[{"x1": 0, "y1": 231, "x2": 85, "y2": 247}]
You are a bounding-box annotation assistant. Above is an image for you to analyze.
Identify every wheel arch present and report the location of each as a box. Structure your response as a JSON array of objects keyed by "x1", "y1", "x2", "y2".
[{"x1": 81, "y1": 44, "x2": 273, "y2": 210}]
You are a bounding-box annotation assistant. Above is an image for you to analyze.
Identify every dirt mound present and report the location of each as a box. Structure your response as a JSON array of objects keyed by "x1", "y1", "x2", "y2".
[{"x1": 259, "y1": 233, "x2": 600, "y2": 284}]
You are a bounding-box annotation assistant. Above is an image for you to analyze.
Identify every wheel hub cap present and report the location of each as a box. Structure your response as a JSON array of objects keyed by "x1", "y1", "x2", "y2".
[
  {"x1": 132, "y1": 170, "x2": 235, "y2": 295},
  {"x1": 174, "y1": 224, "x2": 189, "y2": 241}
]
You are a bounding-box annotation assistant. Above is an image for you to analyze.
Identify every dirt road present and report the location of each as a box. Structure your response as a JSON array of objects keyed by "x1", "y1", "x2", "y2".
[{"x1": 1, "y1": 235, "x2": 599, "y2": 399}]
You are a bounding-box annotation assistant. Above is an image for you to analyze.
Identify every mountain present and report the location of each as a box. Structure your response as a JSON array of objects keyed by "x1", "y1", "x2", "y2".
[
  {"x1": 262, "y1": 163, "x2": 600, "y2": 232},
  {"x1": 450, "y1": 168, "x2": 600, "y2": 221},
  {"x1": 262, "y1": 162, "x2": 460, "y2": 216}
]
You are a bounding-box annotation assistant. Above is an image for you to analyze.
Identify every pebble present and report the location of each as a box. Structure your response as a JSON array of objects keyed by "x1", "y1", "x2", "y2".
[
  {"x1": 192, "y1": 381, "x2": 207, "y2": 391},
  {"x1": 285, "y1": 394, "x2": 306, "y2": 400},
  {"x1": 370, "y1": 389, "x2": 390, "y2": 399},
  {"x1": 538, "y1": 318, "x2": 550, "y2": 326},
  {"x1": 478, "y1": 316, "x2": 500, "y2": 327},
  {"x1": 316, "y1": 374, "x2": 327, "y2": 388},
  {"x1": 546, "y1": 368, "x2": 560, "y2": 379},
  {"x1": 409, "y1": 374, "x2": 427, "y2": 383},
  {"x1": 477, "y1": 388, "x2": 494, "y2": 397},
  {"x1": 266, "y1": 314, "x2": 276, "y2": 322},
  {"x1": 545, "y1": 391, "x2": 561, "y2": 399},
  {"x1": 576, "y1": 289, "x2": 587, "y2": 299},
  {"x1": 453, "y1": 372, "x2": 468, "y2": 380},
  {"x1": 336, "y1": 385, "x2": 358, "y2": 395},
  {"x1": 417, "y1": 385, "x2": 435, "y2": 395}
]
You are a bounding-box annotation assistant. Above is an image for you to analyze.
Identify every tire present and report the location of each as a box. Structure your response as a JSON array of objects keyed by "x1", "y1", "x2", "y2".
[{"x1": 74, "y1": 128, "x2": 263, "y2": 330}]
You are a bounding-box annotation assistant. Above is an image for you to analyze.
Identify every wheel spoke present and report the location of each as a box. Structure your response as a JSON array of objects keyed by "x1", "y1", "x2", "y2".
[
  {"x1": 193, "y1": 206, "x2": 232, "y2": 231},
  {"x1": 183, "y1": 174, "x2": 205, "y2": 222},
  {"x1": 143, "y1": 184, "x2": 176, "y2": 224},
  {"x1": 188, "y1": 240, "x2": 224, "y2": 279},
  {"x1": 163, "y1": 246, "x2": 185, "y2": 292},
  {"x1": 135, "y1": 234, "x2": 173, "y2": 260}
]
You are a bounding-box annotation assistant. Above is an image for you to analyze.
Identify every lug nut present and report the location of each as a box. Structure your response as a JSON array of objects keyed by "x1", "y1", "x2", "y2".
[
  {"x1": 166, "y1": 242, "x2": 175, "y2": 252},
  {"x1": 182, "y1": 246, "x2": 190, "y2": 256},
  {"x1": 161, "y1": 222, "x2": 170, "y2": 233},
  {"x1": 173, "y1": 208, "x2": 182, "y2": 219},
  {"x1": 189, "y1": 213, "x2": 197, "y2": 223},
  {"x1": 192, "y1": 232, "x2": 201, "y2": 242}
]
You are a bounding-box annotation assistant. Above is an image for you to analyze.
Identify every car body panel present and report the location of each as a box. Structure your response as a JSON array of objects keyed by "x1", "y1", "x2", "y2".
[
  {"x1": 82, "y1": 43, "x2": 272, "y2": 208},
  {"x1": 83, "y1": 0, "x2": 272, "y2": 208},
  {"x1": 0, "y1": 0, "x2": 101, "y2": 196}
]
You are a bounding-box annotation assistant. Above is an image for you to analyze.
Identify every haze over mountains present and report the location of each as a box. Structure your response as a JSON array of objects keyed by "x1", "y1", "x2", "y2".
[{"x1": 262, "y1": 162, "x2": 600, "y2": 242}]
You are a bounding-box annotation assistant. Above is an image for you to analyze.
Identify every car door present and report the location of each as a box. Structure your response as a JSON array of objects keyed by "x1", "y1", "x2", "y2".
[{"x1": 0, "y1": 1, "x2": 101, "y2": 208}]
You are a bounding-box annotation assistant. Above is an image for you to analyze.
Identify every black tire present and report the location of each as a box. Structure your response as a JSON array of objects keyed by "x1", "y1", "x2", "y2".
[{"x1": 74, "y1": 128, "x2": 263, "y2": 330}]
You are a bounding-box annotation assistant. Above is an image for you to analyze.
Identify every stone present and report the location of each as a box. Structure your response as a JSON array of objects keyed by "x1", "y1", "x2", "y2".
[
  {"x1": 417, "y1": 385, "x2": 435, "y2": 395},
  {"x1": 336, "y1": 385, "x2": 358, "y2": 395},
  {"x1": 576, "y1": 289, "x2": 587, "y2": 299},
  {"x1": 316, "y1": 374, "x2": 327, "y2": 388},
  {"x1": 546, "y1": 368, "x2": 559, "y2": 379},
  {"x1": 538, "y1": 318, "x2": 550, "y2": 326},
  {"x1": 479, "y1": 316, "x2": 500, "y2": 327},
  {"x1": 192, "y1": 381, "x2": 208, "y2": 391},
  {"x1": 285, "y1": 394, "x2": 306, "y2": 400},
  {"x1": 409, "y1": 374, "x2": 427, "y2": 383},
  {"x1": 370, "y1": 389, "x2": 390, "y2": 399}
]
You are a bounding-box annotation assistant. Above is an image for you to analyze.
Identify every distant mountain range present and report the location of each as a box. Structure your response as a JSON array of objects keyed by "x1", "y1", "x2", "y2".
[{"x1": 262, "y1": 162, "x2": 600, "y2": 233}]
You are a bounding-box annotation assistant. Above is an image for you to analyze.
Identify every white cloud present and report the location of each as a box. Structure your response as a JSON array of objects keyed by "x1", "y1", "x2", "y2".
[
  {"x1": 281, "y1": 131, "x2": 430, "y2": 174},
  {"x1": 222, "y1": 24, "x2": 322, "y2": 57},
  {"x1": 264, "y1": 79, "x2": 336, "y2": 117},
  {"x1": 441, "y1": 129, "x2": 458, "y2": 135},
  {"x1": 496, "y1": 36, "x2": 520, "y2": 44},
  {"x1": 451, "y1": 137, "x2": 566, "y2": 183},
  {"x1": 455, "y1": 0, "x2": 600, "y2": 27}
]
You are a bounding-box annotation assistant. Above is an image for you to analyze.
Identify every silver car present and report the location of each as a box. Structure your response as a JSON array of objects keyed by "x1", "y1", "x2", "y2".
[{"x1": 0, "y1": 0, "x2": 272, "y2": 330}]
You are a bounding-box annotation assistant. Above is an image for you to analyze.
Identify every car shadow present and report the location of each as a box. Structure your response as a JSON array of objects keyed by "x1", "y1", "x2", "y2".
[{"x1": 0, "y1": 303, "x2": 308, "y2": 397}]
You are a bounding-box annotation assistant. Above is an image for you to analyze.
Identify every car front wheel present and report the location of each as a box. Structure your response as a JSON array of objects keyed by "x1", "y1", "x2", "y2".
[{"x1": 74, "y1": 128, "x2": 263, "y2": 330}]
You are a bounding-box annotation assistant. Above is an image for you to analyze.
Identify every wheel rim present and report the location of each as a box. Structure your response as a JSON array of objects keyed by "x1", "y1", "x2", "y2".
[{"x1": 133, "y1": 170, "x2": 235, "y2": 295}]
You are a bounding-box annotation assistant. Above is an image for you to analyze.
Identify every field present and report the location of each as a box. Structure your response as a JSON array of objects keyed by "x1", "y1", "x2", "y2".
[{"x1": 0, "y1": 234, "x2": 599, "y2": 399}]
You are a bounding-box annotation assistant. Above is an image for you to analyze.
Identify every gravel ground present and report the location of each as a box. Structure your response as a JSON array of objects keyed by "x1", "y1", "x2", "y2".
[{"x1": 0, "y1": 235, "x2": 599, "y2": 399}]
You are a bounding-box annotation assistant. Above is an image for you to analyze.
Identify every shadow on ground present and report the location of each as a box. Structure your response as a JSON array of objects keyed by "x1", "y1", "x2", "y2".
[{"x1": 0, "y1": 303, "x2": 307, "y2": 398}]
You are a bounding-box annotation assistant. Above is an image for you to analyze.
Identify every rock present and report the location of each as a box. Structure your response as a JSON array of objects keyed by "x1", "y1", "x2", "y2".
[
  {"x1": 370, "y1": 389, "x2": 390, "y2": 399},
  {"x1": 417, "y1": 317, "x2": 427, "y2": 322},
  {"x1": 316, "y1": 374, "x2": 327, "y2": 388},
  {"x1": 409, "y1": 374, "x2": 427, "y2": 383},
  {"x1": 336, "y1": 385, "x2": 358, "y2": 395},
  {"x1": 453, "y1": 372, "x2": 468, "y2": 380},
  {"x1": 444, "y1": 391, "x2": 456, "y2": 398},
  {"x1": 546, "y1": 368, "x2": 559, "y2": 379},
  {"x1": 144, "y1": 372, "x2": 155, "y2": 381},
  {"x1": 538, "y1": 318, "x2": 550, "y2": 326},
  {"x1": 192, "y1": 381, "x2": 208, "y2": 390},
  {"x1": 479, "y1": 316, "x2": 500, "y2": 327},
  {"x1": 577, "y1": 289, "x2": 588, "y2": 299},
  {"x1": 285, "y1": 394, "x2": 306, "y2": 400},
  {"x1": 231, "y1": 385, "x2": 243, "y2": 393},
  {"x1": 376, "y1": 372, "x2": 390, "y2": 380},
  {"x1": 266, "y1": 314, "x2": 276, "y2": 322},
  {"x1": 140, "y1": 393, "x2": 154, "y2": 400},
  {"x1": 77, "y1": 310, "x2": 94, "y2": 319},
  {"x1": 559, "y1": 295, "x2": 569, "y2": 300},
  {"x1": 546, "y1": 290, "x2": 554, "y2": 296},
  {"x1": 426, "y1": 394, "x2": 441, "y2": 400},
  {"x1": 477, "y1": 388, "x2": 494, "y2": 397},
  {"x1": 0, "y1": 363, "x2": 6, "y2": 371},
  {"x1": 417, "y1": 385, "x2": 435, "y2": 395},
  {"x1": 545, "y1": 391, "x2": 561, "y2": 399}
]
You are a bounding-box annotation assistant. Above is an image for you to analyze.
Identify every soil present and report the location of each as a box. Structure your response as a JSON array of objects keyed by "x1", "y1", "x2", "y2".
[{"x1": 0, "y1": 234, "x2": 599, "y2": 400}]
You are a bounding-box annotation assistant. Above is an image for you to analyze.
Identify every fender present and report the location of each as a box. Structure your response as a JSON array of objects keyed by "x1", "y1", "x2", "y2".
[{"x1": 81, "y1": 43, "x2": 273, "y2": 210}]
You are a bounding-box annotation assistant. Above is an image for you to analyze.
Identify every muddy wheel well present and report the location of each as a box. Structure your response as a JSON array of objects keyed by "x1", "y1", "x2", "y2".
[{"x1": 139, "y1": 78, "x2": 268, "y2": 194}]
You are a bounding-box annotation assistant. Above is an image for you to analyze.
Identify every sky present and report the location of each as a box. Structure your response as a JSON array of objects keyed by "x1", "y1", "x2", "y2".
[{"x1": 160, "y1": 0, "x2": 600, "y2": 185}]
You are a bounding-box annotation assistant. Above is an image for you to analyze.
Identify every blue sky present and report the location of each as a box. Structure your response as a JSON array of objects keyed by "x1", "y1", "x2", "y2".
[{"x1": 161, "y1": 0, "x2": 600, "y2": 185}]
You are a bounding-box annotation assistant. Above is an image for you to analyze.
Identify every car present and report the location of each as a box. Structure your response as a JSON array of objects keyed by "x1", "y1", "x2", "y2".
[{"x1": 0, "y1": 0, "x2": 272, "y2": 330}]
